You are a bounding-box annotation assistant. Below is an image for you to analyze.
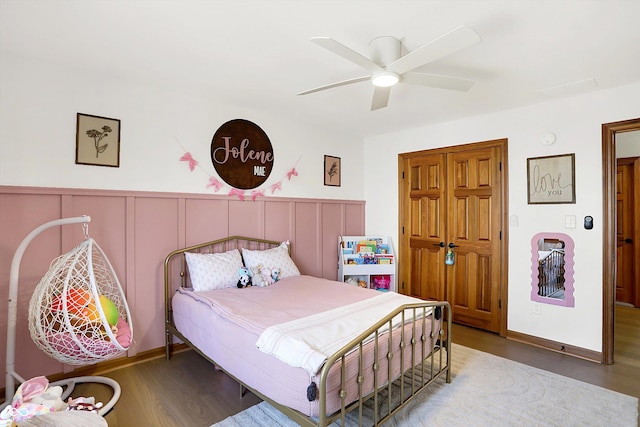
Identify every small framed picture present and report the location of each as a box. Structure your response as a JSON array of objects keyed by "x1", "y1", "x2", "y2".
[
  {"x1": 324, "y1": 155, "x2": 341, "y2": 187},
  {"x1": 76, "y1": 113, "x2": 121, "y2": 167},
  {"x1": 527, "y1": 153, "x2": 575, "y2": 204}
]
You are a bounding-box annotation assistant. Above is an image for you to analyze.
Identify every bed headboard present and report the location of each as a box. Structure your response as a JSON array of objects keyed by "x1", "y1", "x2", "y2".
[
  {"x1": 164, "y1": 235, "x2": 282, "y2": 291},
  {"x1": 163, "y1": 236, "x2": 282, "y2": 326}
]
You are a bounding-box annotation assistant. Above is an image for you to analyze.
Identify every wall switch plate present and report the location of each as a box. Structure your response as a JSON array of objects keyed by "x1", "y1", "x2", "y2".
[{"x1": 565, "y1": 215, "x2": 576, "y2": 228}]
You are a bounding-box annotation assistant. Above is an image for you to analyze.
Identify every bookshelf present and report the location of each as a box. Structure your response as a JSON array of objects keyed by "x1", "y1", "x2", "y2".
[{"x1": 338, "y1": 236, "x2": 395, "y2": 292}]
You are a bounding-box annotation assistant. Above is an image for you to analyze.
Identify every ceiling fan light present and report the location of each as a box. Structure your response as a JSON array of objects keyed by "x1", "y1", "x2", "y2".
[{"x1": 372, "y1": 71, "x2": 400, "y2": 87}]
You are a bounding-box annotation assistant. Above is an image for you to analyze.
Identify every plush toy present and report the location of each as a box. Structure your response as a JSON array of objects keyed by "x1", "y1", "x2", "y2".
[
  {"x1": 51, "y1": 288, "x2": 91, "y2": 318},
  {"x1": 271, "y1": 267, "x2": 281, "y2": 283},
  {"x1": 247, "y1": 264, "x2": 281, "y2": 287},
  {"x1": 372, "y1": 275, "x2": 390, "y2": 291},
  {"x1": 51, "y1": 289, "x2": 118, "y2": 328},
  {"x1": 345, "y1": 277, "x2": 358, "y2": 286},
  {"x1": 261, "y1": 266, "x2": 277, "y2": 285},
  {"x1": 85, "y1": 295, "x2": 119, "y2": 326},
  {"x1": 237, "y1": 267, "x2": 252, "y2": 288},
  {"x1": 0, "y1": 376, "x2": 67, "y2": 423},
  {"x1": 249, "y1": 265, "x2": 268, "y2": 287},
  {"x1": 66, "y1": 396, "x2": 103, "y2": 413}
]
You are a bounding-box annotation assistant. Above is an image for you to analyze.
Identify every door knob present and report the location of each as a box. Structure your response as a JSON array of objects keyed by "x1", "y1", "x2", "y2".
[
  {"x1": 625, "y1": 238, "x2": 633, "y2": 244},
  {"x1": 433, "y1": 242, "x2": 445, "y2": 248},
  {"x1": 448, "y1": 242, "x2": 459, "y2": 248}
]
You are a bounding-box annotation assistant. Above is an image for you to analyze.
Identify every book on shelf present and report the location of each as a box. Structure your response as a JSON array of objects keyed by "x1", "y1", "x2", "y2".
[
  {"x1": 356, "y1": 243, "x2": 376, "y2": 255},
  {"x1": 343, "y1": 254, "x2": 393, "y2": 265}
]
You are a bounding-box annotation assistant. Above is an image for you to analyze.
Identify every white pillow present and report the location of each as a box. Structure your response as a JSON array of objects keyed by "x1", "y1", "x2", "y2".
[
  {"x1": 242, "y1": 242, "x2": 300, "y2": 279},
  {"x1": 185, "y1": 249, "x2": 243, "y2": 291}
]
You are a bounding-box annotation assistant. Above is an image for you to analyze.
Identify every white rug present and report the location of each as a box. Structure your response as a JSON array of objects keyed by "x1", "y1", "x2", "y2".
[{"x1": 212, "y1": 343, "x2": 639, "y2": 426}]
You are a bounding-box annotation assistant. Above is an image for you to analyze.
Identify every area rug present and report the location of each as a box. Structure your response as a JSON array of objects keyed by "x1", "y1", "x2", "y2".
[{"x1": 212, "y1": 343, "x2": 638, "y2": 426}]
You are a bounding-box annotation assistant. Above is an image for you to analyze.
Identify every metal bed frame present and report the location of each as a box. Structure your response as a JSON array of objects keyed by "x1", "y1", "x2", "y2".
[{"x1": 164, "y1": 236, "x2": 451, "y2": 426}]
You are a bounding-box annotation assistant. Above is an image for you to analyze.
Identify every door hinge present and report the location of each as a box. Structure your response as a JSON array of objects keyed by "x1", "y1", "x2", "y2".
[
  {"x1": 499, "y1": 162, "x2": 502, "y2": 172},
  {"x1": 402, "y1": 226, "x2": 405, "y2": 234},
  {"x1": 499, "y1": 230, "x2": 502, "y2": 240},
  {"x1": 402, "y1": 171, "x2": 405, "y2": 179},
  {"x1": 499, "y1": 299, "x2": 502, "y2": 309}
]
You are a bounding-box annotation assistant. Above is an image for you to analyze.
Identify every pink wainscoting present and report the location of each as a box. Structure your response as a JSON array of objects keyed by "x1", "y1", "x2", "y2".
[{"x1": 0, "y1": 186, "x2": 365, "y2": 389}]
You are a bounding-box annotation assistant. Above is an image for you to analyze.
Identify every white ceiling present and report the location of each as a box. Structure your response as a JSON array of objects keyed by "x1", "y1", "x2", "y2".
[{"x1": 2, "y1": 0, "x2": 640, "y2": 138}]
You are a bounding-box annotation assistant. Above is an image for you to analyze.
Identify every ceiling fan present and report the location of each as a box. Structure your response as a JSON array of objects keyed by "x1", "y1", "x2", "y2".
[{"x1": 297, "y1": 26, "x2": 481, "y2": 111}]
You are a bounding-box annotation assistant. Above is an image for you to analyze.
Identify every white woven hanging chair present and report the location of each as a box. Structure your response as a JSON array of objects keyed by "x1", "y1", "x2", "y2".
[
  {"x1": 28, "y1": 237, "x2": 133, "y2": 365},
  {"x1": 3, "y1": 216, "x2": 134, "y2": 417}
]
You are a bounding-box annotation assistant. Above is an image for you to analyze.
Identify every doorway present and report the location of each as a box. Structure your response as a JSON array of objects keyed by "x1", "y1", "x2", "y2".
[
  {"x1": 602, "y1": 118, "x2": 640, "y2": 364},
  {"x1": 615, "y1": 155, "x2": 639, "y2": 306},
  {"x1": 397, "y1": 139, "x2": 508, "y2": 335}
]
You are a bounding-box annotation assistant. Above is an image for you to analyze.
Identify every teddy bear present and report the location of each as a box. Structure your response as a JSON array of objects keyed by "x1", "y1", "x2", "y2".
[{"x1": 237, "y1": 267, "x2": 252, "y2": 288}]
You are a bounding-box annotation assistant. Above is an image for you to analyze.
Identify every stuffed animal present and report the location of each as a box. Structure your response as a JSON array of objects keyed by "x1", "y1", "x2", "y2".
[
  {"x1": 66, "y1": 396, "x2": 103, "y2": 413},
  {"x1": 271, "y1": 267, "x2": 281, "y2": 283},
  {"x1": 372, "y1": 275, "x2": 390, "y2": 291},
  {"x1": 345, "y1": 277, "x2": 358, "y2": 286},
  {"x1": 0, "y1": 376, "x2": 67, "y2": 423},
  {"x1": 237, "y1": 267, "x2": 252, "y2": 288},
  {"x1": 261, "y1": 266, "x2": 280, "y2": 285},
  {"x1": 248, "y1": 264, "x2": 268, "y2": 287}
]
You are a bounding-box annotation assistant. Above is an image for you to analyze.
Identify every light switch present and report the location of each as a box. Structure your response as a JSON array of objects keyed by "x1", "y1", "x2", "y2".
[{"x1": 565, "y1": 215, "x2": 576, "y2": 228}]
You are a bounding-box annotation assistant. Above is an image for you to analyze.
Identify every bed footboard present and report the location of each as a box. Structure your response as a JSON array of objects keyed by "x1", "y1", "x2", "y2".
[{"x1": 312, "y1": 301, "x2": 451, "y2": 426}]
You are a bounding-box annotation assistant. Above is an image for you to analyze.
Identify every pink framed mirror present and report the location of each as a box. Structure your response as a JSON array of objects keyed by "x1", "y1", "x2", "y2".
[{"x1": 531, "y1": 232, "x2": 575, "y2": 307}]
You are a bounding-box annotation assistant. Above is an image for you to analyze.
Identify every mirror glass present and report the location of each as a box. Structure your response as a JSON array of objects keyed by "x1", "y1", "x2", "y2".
[{"x1": 531, "y1": 232, "x2": 575, "y2": 307}]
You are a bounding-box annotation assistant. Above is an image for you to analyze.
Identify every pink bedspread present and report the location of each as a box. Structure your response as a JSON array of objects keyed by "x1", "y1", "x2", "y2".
[
  {"x1": 172, "y1": 275, "x2": 439, "y2": 417},
  {"x1": 178, "y1": 275, "x2": 380, "y2": 335}
]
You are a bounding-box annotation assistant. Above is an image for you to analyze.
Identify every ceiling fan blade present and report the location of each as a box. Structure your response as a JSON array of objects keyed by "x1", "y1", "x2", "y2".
[
  {"x1": 402, "y1": 72, "x2": 475, "y2": 91},
  {"x1": 387, "y1": 26, "x2": 480, "y2": 75},
  {"x1": 371, "y1": 86, "x2": 391, "y2": 111},
  {"x1": 310, "y1": 37, "x2": 383, "y2": 73},
  {"x1": 297, "y1": 76, "x2": 371, "y2": 96}
]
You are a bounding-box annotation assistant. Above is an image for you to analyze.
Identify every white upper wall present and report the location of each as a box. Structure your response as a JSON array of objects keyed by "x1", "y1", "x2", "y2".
[
  {"x1": 364, "y1": 82, "x2": 640, "y2": 352},
  {"x1": 0, "y1": 53, "x2": 364, "y2": 201}
]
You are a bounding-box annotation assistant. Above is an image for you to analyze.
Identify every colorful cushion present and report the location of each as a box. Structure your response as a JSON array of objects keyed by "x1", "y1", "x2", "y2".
[
  {"x1": 242, "y1": 242, "x2": 300, "y2": 279},
  {"x1": 185, "y1": 249, "x2": 243, "y2": 291}
]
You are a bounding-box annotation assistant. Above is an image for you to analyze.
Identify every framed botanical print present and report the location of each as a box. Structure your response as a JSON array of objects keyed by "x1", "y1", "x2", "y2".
[
  {"x1": 324, "y1": 155, "x2": 341, "y2": 187},
  {"x1": 76, "y1": 113, "x2": 121, "y2": 167}
]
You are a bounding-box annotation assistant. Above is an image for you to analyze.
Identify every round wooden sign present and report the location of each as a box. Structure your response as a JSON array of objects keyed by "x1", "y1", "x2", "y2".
[{"x1": 210, "y1": 119, "x2": 274, "y2": 190}]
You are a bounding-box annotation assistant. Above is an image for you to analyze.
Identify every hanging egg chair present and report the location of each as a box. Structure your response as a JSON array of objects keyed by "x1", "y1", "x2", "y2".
[
  {"x1": 28, "y1": 237, "x2": 133, "y2": 365},
  {"x1": 3, "y1": 216, "x2": 134, "y2": 417}
]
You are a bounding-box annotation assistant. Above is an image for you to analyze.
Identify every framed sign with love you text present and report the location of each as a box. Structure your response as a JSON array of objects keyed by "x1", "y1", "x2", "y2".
[{"x1": 527, "y1": 153, "x2": 575, "y2": 204}]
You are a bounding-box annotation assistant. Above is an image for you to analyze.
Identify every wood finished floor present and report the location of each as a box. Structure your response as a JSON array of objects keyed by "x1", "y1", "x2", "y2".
[{"x1": 75, "y1": 306, "x2": 640, "y2": 427}]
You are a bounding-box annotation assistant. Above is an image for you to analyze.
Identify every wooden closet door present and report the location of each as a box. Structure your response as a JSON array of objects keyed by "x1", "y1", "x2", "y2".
[
  {"x1": 401, "y1": 154, "x2": 447, "y2": 300},
  {"x1": 399, "y1": 141, "x2": 505, "y2": 334},
  {"x1": 446, "y1": 147, "x2": 502, "y2": 332}
]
